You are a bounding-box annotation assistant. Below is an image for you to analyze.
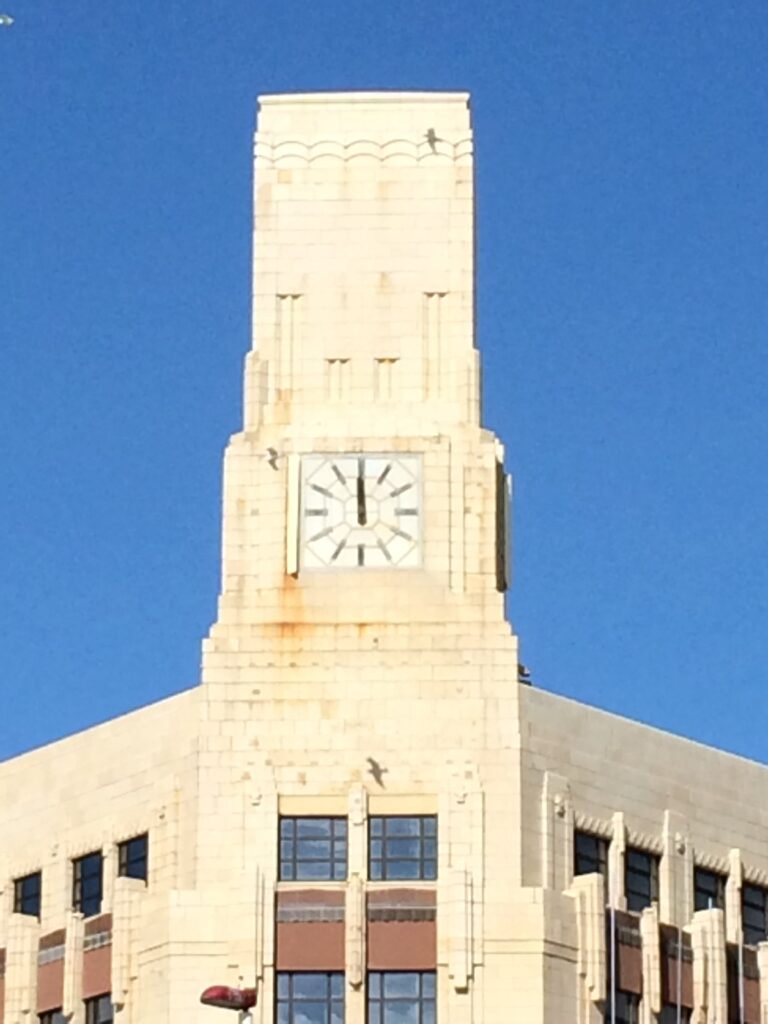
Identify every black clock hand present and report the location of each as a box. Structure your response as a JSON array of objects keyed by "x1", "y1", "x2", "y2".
[{"x1": 357, "y1": 457, "x2": 367, "y2": 526}]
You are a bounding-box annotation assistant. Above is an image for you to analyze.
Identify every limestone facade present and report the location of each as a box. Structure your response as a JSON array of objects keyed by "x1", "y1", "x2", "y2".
[{"x1": 1, "y1": 92, "x2": 766, "y2": 1024}]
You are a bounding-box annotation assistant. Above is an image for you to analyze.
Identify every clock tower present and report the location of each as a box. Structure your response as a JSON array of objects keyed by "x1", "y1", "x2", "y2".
[
  {"x1": 198, "y1": 94, "x2": 524, "y2": 1024},
  {"x1": 208, "y1": 92, "x2": 516, "y2": 636}
]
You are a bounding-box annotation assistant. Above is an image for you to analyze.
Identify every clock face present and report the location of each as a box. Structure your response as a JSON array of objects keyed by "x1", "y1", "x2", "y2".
[{"x1": 301, "y1": 454, "x2": 421, "y2": 569}]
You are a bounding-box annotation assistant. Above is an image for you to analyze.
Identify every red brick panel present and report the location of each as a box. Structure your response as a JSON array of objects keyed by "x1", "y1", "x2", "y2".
[
  {"x1": 37, "y1": 960, "x2": 64, "y2": 1013},
  {"x1": 612, "y1": 912, "x2": 642, "y2": 996},
  {"x1": 84, "y1": 914, "x2": 112, "y2": 937},
  {"x1": 275, "y1": 923, "x2": 345, "y2": 970},
  {"x1": 83, "y1": 946, "x2": 112, "y2": 1000},
  {"x1": 727, "y1": 945, "x2": 760, "y2": 1024},
  {"x1": 367, "y1": 921, "x2": 436, "y2": 970},
  {"x1": 660, "y1": 926, "x2": 693, "y2": 1008}
]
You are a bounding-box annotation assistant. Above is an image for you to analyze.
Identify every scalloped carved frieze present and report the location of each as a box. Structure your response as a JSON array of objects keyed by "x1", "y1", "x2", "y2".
[
  {"x1": 626, "y1": 829, "x2": 664, "y2": 855},
  {"x1": 254, "y1": 136, "x2": 474, "y2": 167},
  {"x1": 693, "y1": 849, "x2": 730, "y2": 875},
  {"x1": 573, "y1": 811, "x2": 613, "y2": 839}
]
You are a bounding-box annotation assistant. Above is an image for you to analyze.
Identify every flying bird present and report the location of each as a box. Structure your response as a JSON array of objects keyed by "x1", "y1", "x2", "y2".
[
  {"x1": 366, "y1": 757, "x2": 388, "y2": 788},
  {"x1": 265, "y1": 447, "x2": 281, "y2": 470},
  {"x1": 424, "y1": 128, "x2": 442, "y2": 153}
]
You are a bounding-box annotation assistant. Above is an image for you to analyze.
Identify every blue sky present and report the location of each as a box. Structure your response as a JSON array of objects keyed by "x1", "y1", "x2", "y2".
[{"x1": 2, "y1": 1, "x2": 767, "y2": 761}]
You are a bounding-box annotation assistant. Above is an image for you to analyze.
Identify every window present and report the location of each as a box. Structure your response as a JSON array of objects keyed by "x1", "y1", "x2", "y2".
[
  {"x1": 276, "y1": 972, "x2": 343, "y2": 1024},
  {"x1": 368, "y1": 972, "x2": 435, "y2": 1024},
  {"x1": 693, "y1": 867, "x2": 726, "y2": 912},
  {"x1": 14, "y1": 871, "x2": 42, "y2": 917},
  {"x1": 84, "y1": 995, "x2": 113, "y2": 1024},
  {"x1": 279, "y1": 818, "x2": 348, "y2": 881},
  {"x1": 39, "y1": 1012, "x2": 66, "y2": 1024},
  {"x1": 574, "y1": 831, "x2": 608, "y2": 878},
  {"x1": 625, "y1": 847, "x2": 659, "y2": 913},
  {"x1": 369, "y1": 816, "x2": 437, "y2": 881},
  {"x1": 742, "y1": 883, "x2": 768, "y2": 945},
  {"x1": 73, "y1": 851, "x2": 103, "y2": 917},
  {"x1": 118, "y1": 834, "x2": 148, "y2": 881},
  {"x1": 606, "y1": 991, "x2": 640, "y2": 1024},
  {"x1": 659, "y1": 1006, "x2": 692, "y2": 1024}
]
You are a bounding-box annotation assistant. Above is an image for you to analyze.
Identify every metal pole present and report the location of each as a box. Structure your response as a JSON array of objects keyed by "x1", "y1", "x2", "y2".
[{"x1": 610, "y1": 900, "x2": 617, "y2": 1024}]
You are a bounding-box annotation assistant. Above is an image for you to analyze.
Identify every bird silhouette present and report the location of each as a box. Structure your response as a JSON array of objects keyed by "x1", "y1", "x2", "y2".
[
  {"x1": 366, "y1": 757, "x2": 388, "y2": 788},
  {"x1": 265, "y1": 447, "x2": 281, "y2": 470},
  {"x1": 424, "y1": 128, "x2": 442, "y2": 153}
]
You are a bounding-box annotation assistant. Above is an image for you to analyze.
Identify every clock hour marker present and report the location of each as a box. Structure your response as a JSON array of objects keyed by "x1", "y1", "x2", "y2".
[
  {"x1": 395, "y1": 508, "x2": 417, "y2": 515},
  {"x1": 311, "y1": 483, "x2": 335, "y2": 499},
  {"x1": 306, "y1": 509, "x2": 328, "y2": 516},
  {"x1": 390, "y1": 482, "x2": 413, "y2": 498},
  {"x1": 391, "y1": 527, "x2": 413, "y2": 541},
  {"x1": 331, "y1": 539, "x2": 347, "y2": 561},
  {"x1": 331, "y1": 464, "x2": 346, "y2": 486},
  {"x1": 310, "y1": 526, "x2": 334, "y2": 542},
  {"x1": 376, "y1": 538, "x2": 393, "y2": 562},
  {"x1": 377, "y1": 463, "x2": 392, "y2": 486},
  {"x1": 357, "y1": 544, "x2": 365, "y2": 566}
]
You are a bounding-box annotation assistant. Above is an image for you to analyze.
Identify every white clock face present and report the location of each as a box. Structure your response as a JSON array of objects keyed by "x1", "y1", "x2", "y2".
[{"x1": 301, "y1": 454, "x2": 421, "y2": 569}]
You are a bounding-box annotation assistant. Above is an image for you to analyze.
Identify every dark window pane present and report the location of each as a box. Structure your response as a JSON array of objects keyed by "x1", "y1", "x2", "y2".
[
  {"x1": 386, "y1": 818, "x2": 421, "y2": 836},
  {"x1": 73, "y1": 852, "x2": 103, "y2": 917},
  {"x1": 574, "y1": 831, "x2": 608, "y2": 881},
  {"x1": 383, "y1": 974, "x2": 420, "y2": 998},
  {"x1": 743, "y1": 884, "x2": 767, "y2": 943},
  {"x1": 84, "y1": 994, "x2": 113, "y2": 1024},
  {"x1": 118, "y1": 834, "x2": 148, "y2": 882},
  {"x1": 14, "y1": 872, "x2": 42, "y2": 917},
  {"x1": 625, "y1": 847, "x2": 658, "y2": 913},
  {"x1": 297, "y1": 819, "x2": 333, "y2": 839},
  {"x1": 296, "y1": 838, "x2": 332, "y2": 859},
  {"x1": 368, "y1": 817, "x2": 437, "y2": 881},
  {"x1": 385, "y1": 860, "x2": 420, "y2": 881},
  {"x1": 694, "y1": 868, "x2": 725, "y2": 912},
  {"x1": 277, "y1": 972, "x2": 343, "y2": 1024},
  {"x1": 369, "y1": 972, "x2": 436, "y2": 1024},
  {"x1": 384, "y1": 1004, "x2": 419, "y2": 1024},
  {"x1": 279, "y1": 818, "x2": 348, "y2": 882}
]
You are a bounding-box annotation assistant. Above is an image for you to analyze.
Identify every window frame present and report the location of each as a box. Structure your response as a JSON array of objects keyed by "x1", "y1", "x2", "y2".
[
  {"x1": 72, "y1": 851, "x2": 104, "y2": 918},
  {"x1": 367, "y1": 971, "x2": 436, "y2": 1024},
  {"x1": 574, "y1": 830, "x2": 608, "y2": 879},
  {"x1": 659, "y1": 1006, "x2": 692, "y2": 1024},
  {"x1": 275, "y1": 971, "x2": 344, "y2": 1024},
  {"x1": 118, "y1": 833, "x2": 149, "y2": 882},
  {"x1": 84, "y1": 994, "x2": 113, "y2": 1024},
  {"x1": 279, "y1": 817, "x2": 348, "y2": 882},
  {"x1": 693, "y1": 866, "x2": 726, "y2": 913},
  {"x1": 14, "y1": 870, "x2": 42, "y2": 918},
  {"x1": 610, "y1": 990, "x2": 640, "y2": 1024},
  {"x1": 742, "y1": 882, "x2": 768, "y2": 945},
  {"x1": 625, "y1": 846, "x2": 659, "y2": 913},
  {"x1": 368, "y1": 815, "x2": 437, "y2": 882},
  {"x1": 38, "y1": 1011, "x2": 67, "y2": 1024}
]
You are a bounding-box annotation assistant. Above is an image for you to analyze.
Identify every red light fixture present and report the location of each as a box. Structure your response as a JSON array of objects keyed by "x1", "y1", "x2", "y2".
[{"x1": 200, "y1": 986, "x2": 257, "y2": 1011}]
